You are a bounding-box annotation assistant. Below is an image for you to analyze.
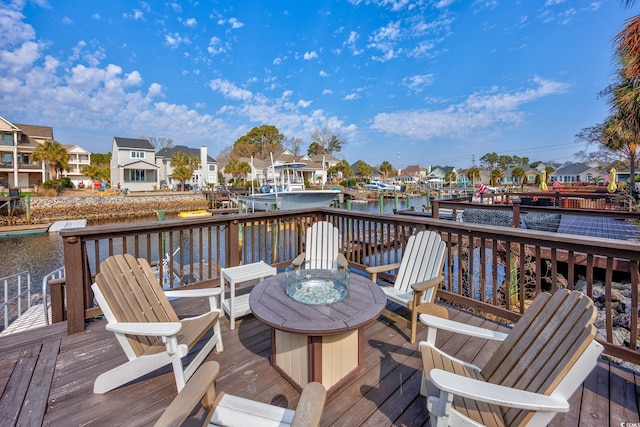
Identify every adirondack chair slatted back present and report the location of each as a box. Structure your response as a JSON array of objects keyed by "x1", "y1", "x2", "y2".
[
  {"x1": 481, "y1": 289, "x2": 597, "y2": 426},
  {"x1": 95, "y1": 253, "x2": 180, "y2": 356},
  {"x1": 305, "y1": 221, "x2": 340, "y2": 270},
  {"x1": 394, "y1": 231, "x2": 446, "y2": 302}
]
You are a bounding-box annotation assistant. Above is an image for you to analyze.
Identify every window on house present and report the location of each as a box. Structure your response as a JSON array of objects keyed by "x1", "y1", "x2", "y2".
[
  {"x1": 21, "y1": 154, "x2": 29, "y2": 164},
  {"x1": 2, "y1": 152, "x2": 12, "y2": 165},
  {"x1": 1, "y1": 134, "x2": 13, "y2": 146},
  {"x1": 131, "y1": 151, "x2": 145, "y2": 159},
  {"x1": 130, "y1": 170, "x2": 146, "y2": 181}
]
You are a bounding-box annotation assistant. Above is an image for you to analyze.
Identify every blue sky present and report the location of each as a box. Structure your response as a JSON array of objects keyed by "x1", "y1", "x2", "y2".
[{"x1": 0, "y1": 0, "x2": 635, "y2": 169}]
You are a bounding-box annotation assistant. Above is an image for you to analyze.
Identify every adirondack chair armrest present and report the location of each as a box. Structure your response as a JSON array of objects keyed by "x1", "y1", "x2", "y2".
[
  {"x1": 411, "y1": 275, "x2": 444, "y2": 293},
  {"x1": 163, "y1": 288, "x2": 222, "y2": 298},
  {"x1": 429, "y1": 369, "x2": 570, "y2": 412},
  {"x1": 106, "y1": 322, "x2": 183, "y2": 337},
  {"x1": 365, "y1": 263, "x2": 401, "y2": 282},
  {"x1": 291, "y1": 253, "x2": 306, "y2": 267},
  {"x1": 290, "y1": 382, "x2": 327, "y2": 427},
  {"x1": 418, "y1": 314, "x2": 508, "y2": 341},
  {"x1": 154, "y1": 361, "x2": 220, "y2": 427},
  {"x1": 337, "y1": 253, "x2": 348, "y2": 268}
]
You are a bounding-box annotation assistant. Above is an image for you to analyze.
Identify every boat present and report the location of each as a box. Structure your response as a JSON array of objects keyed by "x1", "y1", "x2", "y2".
[
  {"x1": 237, "y1": 162, "x2": 340, "y2": 211},
  {"x1": 178, "y1": 209, "x2": 212, "y2": 219},
  {"x1": 363, "y1": 179, "x2": 400, "y2": 192}
]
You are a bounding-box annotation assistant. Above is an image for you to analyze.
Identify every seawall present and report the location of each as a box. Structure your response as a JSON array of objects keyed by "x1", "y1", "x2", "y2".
[{"x1": 1, "y1": 193, "x2": 210, "y2": 226}]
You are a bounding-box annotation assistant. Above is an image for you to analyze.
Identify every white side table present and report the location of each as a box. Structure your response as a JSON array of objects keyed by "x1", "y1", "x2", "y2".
[{"x1": 220, "y1": 261, "x2": 277, "y2": 329}]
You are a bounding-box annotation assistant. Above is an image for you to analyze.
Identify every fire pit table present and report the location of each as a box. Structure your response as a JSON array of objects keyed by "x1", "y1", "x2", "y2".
[{"x1": 249, "y1": 271, "x2": 385, "y2": 395}]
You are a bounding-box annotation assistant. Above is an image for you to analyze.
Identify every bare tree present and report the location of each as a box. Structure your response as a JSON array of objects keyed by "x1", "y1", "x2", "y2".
[
  {"x1": 284, "y1": 136, "x2": 304, "y2": 156},
  {"x1": 140, "y1": 135, "x2": 174, "y2": 151}
]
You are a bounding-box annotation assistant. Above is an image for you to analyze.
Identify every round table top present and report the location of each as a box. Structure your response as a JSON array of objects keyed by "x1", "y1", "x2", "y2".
[{"x1": 249, "y1": 272, "x2": 386, "y2": 335}]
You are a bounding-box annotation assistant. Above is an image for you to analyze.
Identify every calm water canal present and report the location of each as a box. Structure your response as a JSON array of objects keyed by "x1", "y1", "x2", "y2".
[{"x1": 0, "y1": 196, "x2": 432, "y2": 288}]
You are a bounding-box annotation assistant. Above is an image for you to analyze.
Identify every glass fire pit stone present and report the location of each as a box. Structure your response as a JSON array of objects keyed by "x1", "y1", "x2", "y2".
[{"x1": 285, "y1": 264, "x2": 350, "y2": 305}]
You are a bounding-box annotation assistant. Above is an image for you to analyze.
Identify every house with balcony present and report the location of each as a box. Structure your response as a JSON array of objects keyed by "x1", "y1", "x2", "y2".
[
  {"x1": 0, "y1": 117, "x2": 51, "y2": 189},
  {"x1": 64, "y1": 145, "x2": 92, "y2": 188},
  {"x1": 110, "y1": 137, "x2": 159, "y2": 191},
  {"x1": 156, "y1": 145, "x2": 218, "y2": 190}
]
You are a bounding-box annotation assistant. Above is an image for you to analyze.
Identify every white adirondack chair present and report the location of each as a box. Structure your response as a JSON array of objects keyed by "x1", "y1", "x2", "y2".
[
  {"x1": 91, "y1": 253, "x2": 223, "y2": 394},
  {"x1": 291, "y1": 221, "x2": 348, "y2": 270},
  {"x1": 419, "y1": 289, "x2": 603, "y2": 427},
  {"x1": 154, "y1": 361, "x2": 326, "y2": 427},
  {"x1": 366, "y1": 230, "x2": 447, "y2": 343}
]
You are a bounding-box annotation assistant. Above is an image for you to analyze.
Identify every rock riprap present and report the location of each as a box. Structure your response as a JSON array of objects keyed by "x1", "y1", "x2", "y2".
[{"x1": 1, "y1": 193, "x2": 210, "y2": 225}]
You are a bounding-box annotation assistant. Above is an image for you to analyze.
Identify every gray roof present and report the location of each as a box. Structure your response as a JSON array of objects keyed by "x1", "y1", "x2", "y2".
[
  {"x1": 552, "y1": 163, "x2": 593, "y2": 175},
  {"x1": 113, "y1": 137, "x2": 154, "y2": 150},
  {"x1": 156, "y1": 145, "x2": 216, "y2": 162}
]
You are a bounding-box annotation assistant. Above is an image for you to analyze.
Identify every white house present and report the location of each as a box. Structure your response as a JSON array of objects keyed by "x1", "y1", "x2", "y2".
[
  {"x1": 156, "y1": 145, "x2": 218, "y2": 190},
  {"x1": 110, "y1": 137, "x2": 159, "y2": 191}
]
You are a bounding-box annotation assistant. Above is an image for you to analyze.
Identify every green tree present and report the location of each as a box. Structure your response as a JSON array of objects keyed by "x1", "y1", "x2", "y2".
[
  {"x1": 232, "y1": 125, "x2": 284, "y2": 160},
  {"x1": 480, "y1": 152, "x2": 499, "y2": 168},
  {"x1": 490, "y1": 168, "x2": 503, "y2": 186},
  {"x1": 466, "y1": 166, "x2": 480, "y2": 188},
  {"x1": 327, "y1": 159, "x2": 353, "y2": 181},
  {"x1": 444, "y1": 170, "x2": 457, "y2": 187},
  {"x1": 511, "y1": 166, "x2": 526, "y2": 185},
  {"x1": 237, "y1": 161, "x2": 252, "y2": 185},
  {"x1": 307, "y1": 141, "x2": 322, "y2": 156},
  {"x1": 498, "y1": 155, "x2": 514, "y2": 170},
  {"x1": 170, "y1": 151, "x2": 200, "y2": 190},
  {"x1": 310, "y1": 125, "x2": 345, "y2": 155},
  {"x1": 379, "y1": 161, "x2": 393, "y2": 180},
  {"x1": 355, "y1": 161, "x2": 373, "y2": 179},
  {"x1": 32, "y1": 140, "x2": 69, "y2": 180}
]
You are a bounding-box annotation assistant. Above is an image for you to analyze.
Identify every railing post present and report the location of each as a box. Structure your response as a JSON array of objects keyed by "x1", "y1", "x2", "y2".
[
  {"x1": 512, "y1": 200, "x2": 521, "y2": 228},
  {"x1": 431, "y1": 197, "x2": 439, "y2": 219},
  {"x1": 554, "y1": 191, "x2": 560, "y2": 207},
  {"x1": 63, "y1": 235, "x2": 86, "y2": 334},
  {"x1": 228, "y1": 220, "x2": 241, "y2": 267}
]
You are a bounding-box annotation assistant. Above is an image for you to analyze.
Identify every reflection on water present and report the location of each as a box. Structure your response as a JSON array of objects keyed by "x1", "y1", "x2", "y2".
[{"x1": 0, "y1": 232, "x2": 65, "y2": 292}]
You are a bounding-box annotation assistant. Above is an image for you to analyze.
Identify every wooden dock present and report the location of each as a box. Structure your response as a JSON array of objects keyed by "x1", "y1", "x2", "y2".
[
  {"x1": 0, "y1": 223, "x2": 50, "y2": 237},
  {"x1": 48, "y1": 219, "x2": 87, "y2": 233},
  {"x1": 0, "y1": 297, "x2": 637, "y2": 426}
]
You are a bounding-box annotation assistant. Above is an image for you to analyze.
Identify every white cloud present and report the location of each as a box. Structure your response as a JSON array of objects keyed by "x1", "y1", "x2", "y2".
[
  {"x1": 208, "y1": 78, "x2": 253, "y2": 101},
  {"x1": 218, "y1": 17, "x2": 244, "y2": 29},
  {"x1": 344, "y1": 93, "x2": 359, "y2": 101},
  {"x1": 165, "y1": 33, "x2": 190, "y2": 48},
  {"x1": 304, "y1": 51, "x2": 318, "y2": 60},
  {"x1": 319, "y1": 70, "x2": 329, "y2": 77},
  {"x1": 207, "y1": 37, "x2": 226, "y2": 55},
  {"x1": 402, "y1": 74, "x2": 435, "y2": 92},
  {"x1": 184, "y1": 18, "x2": 197, "y2": 28},
  {"x1": 92, "y1": 13, "x2": 101, "y2": 20},
  {"x1": 62, "y1": 16, "x2": 72, "y2": 25},
  {"x1": 372, "y1": 77, "x2": 570, "y2": 141},
  {"x1": 147, "y1": 83, "x2": 162, "y2": 97},
  {"x1": 298, "y1": 99, "x2": 312, "y2": 108},
  {"x1": 0, "y1": 41, "x2": 40, "y2": 72},
  {"x1": 123, "y1": 9, "x2": 144, "y2": 20}
]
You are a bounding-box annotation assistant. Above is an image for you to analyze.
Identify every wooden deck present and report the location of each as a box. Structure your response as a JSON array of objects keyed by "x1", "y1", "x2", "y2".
[{"x1": 0, "y1": 296, "x2": 638, "y2": 427}]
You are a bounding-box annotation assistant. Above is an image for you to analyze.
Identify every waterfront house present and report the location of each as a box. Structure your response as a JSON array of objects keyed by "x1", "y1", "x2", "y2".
[
  {"x1": 0, "y1": 117, "x2": 52, "y2": 189},
  {"x1": 549, "y1": 161, "x2": 605, "y2": 185},
  {"x1": 110, "y1": 137, "x2": 159, "y2": 191},
  {"x1": 156, "y1": 145, "x2": 218, "y2": 190}
]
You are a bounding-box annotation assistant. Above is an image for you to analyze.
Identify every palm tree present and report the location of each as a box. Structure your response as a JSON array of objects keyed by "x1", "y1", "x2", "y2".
[
  {"x1": 170, "y1": 152, "x2": 200, "y2": 190},
  {"x1": 466, "y1": 166, "x2": 480, "y2": 189},
  {"x1": 511, "y1": 167, "x2": 526, "y2": 186},
  {"x1": 379, "y1": 161, "x2": 393, "y2": 181},
  {"x1": 237, "y1": 162, "x2": 252, "y2": 186},
  {"x1": 32, "y1": 140, "x2": 69, "y2": 181},
  {"x1": 444, "y1": 170, "x2": 457, "y2": 187},
  {"x1": 603, "y1": 111, "x2": 638, "y2": 193},
  {"x1": 490, "y1": 168, "x2": 503, "y2": 186},
  {"x1": 616, "y1": 1, "x2": 640, "y2": 81}
]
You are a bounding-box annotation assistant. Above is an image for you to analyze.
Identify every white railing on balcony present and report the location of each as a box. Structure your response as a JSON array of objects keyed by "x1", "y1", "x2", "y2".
[{"x1": 0, "y1": 271, "x2": 33, "y2": 330}]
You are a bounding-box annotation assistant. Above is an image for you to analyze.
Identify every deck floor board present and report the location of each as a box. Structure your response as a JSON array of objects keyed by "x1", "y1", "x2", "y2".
[{"x1": 0, "y1": 296, "x2": 635, "y2": 426}]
